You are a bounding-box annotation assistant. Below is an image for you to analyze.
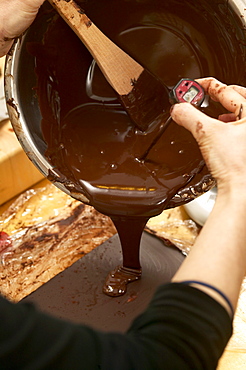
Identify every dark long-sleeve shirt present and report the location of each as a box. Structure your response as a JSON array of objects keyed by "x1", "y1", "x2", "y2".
[{"x1": 0, "y1": 283, "x2": 232, "y2": 369}]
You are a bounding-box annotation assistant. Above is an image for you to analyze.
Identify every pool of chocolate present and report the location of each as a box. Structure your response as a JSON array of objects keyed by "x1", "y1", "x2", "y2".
[{"x1": 14, "y1": 0, "x2": 246, "y2": 295}]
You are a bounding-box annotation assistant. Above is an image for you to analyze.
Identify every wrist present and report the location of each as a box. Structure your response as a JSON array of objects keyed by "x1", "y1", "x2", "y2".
[{"x1": 216, "y1": 180, "x2": 246, "y2": 205}]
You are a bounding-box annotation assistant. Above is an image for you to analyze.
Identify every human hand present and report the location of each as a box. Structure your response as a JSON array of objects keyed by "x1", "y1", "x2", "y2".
[
  {"x1": 0, "y1": 0, "x2": 45, "y2": 57},
  {"x1": 170, "y1": 77, "x2": 246, "y2": 194}
]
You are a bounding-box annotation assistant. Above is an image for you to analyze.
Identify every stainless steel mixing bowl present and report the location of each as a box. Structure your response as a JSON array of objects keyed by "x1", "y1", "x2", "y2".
[{"x1": 4, "y1": 0, "x2": 246, "y2": 207}]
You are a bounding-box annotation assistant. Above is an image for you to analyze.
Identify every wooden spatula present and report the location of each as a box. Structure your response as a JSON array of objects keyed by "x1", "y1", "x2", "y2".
[{"x1": 48, "y1": 0, "x2": 169, "y2": 131}]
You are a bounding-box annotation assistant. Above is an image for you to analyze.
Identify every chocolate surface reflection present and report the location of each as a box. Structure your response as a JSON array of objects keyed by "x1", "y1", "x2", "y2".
[{"x1": 29, "y1": 0, "x2": 246, "y2": 295}]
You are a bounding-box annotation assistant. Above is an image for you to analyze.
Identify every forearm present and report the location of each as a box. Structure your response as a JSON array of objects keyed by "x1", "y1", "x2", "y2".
[
  {"x1": 173, "y1": 188, "x2": 246, "y2": 314},
  {"x1": 0, "y1": 284, "x2": 232, "y2": 370}
]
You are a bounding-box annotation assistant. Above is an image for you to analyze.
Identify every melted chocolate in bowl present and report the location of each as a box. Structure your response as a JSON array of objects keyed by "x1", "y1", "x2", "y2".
[{"x1": 12, "y1": 0, "x2": 246, "y2": 295}]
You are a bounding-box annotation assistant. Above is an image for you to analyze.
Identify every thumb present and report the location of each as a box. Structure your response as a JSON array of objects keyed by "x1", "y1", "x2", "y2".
[{"x1": 170, "y1": 102, "x2": 218, "y2": 142}]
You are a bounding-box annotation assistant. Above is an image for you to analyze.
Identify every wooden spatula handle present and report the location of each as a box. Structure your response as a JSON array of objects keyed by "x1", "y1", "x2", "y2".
[{"x1": 48, "y1": 0, "x2": 143, "y2": 95}]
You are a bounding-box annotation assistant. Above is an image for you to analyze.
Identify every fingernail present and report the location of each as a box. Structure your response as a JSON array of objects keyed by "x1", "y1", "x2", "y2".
[
  {"x1": 238, "y1": 104, "x2": 243, "y2": 120},
  {"x1": 170, "y1": 104, "x2": 176, "y2": 114}
]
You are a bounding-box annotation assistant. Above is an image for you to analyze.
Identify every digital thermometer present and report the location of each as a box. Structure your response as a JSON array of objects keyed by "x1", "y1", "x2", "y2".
[{"x1": 169, "y1": 78, "x2": 205, "y2": 106}]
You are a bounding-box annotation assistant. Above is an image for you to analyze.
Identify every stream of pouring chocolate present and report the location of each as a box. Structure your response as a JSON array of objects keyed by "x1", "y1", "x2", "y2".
[{"x1": 29, "y1": 0, "x2": 246, "y2": 296}]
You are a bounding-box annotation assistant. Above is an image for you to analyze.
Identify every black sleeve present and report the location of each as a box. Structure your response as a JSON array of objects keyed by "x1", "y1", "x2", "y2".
[{"x1": 0, "y1": 283, "x2": 232, "y2": 370}]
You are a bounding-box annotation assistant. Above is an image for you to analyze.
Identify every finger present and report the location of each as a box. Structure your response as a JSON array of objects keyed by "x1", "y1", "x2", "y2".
[
  {"x1": 230, "y1": 85, "x2": 246, "y2": 99},
  {"x1": 195, "y1": 78, "x2": 220, "y2": 102},
  {"x1": 218, "y1": 113, "x2": 237, "y2": 123},
  {"x1": 196, "y1": 78, "x2": 246, "y2": 118},
  {"x1": 170, "y1": 103, "x2": 218, "y2": 141}
]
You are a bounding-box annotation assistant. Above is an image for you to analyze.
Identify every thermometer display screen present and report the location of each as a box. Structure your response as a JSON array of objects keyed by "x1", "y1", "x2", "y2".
[
  {"x1": 169, "y1": 79, "x2": 205, "y2": 106},
  {"x1": 183, "y1": 86, "x2": 199, "y2": 103}
]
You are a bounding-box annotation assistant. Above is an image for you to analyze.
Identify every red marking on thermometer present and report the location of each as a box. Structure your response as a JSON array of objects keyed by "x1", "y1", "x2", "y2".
[{"x1": 169, "y1": 78, "x2": 205, "y2": 106}]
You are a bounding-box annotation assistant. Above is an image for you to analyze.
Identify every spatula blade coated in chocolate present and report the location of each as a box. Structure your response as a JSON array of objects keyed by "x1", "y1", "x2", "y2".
[{"x1": 120, "y1": 70, "x2": 170, "y2": 131}]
